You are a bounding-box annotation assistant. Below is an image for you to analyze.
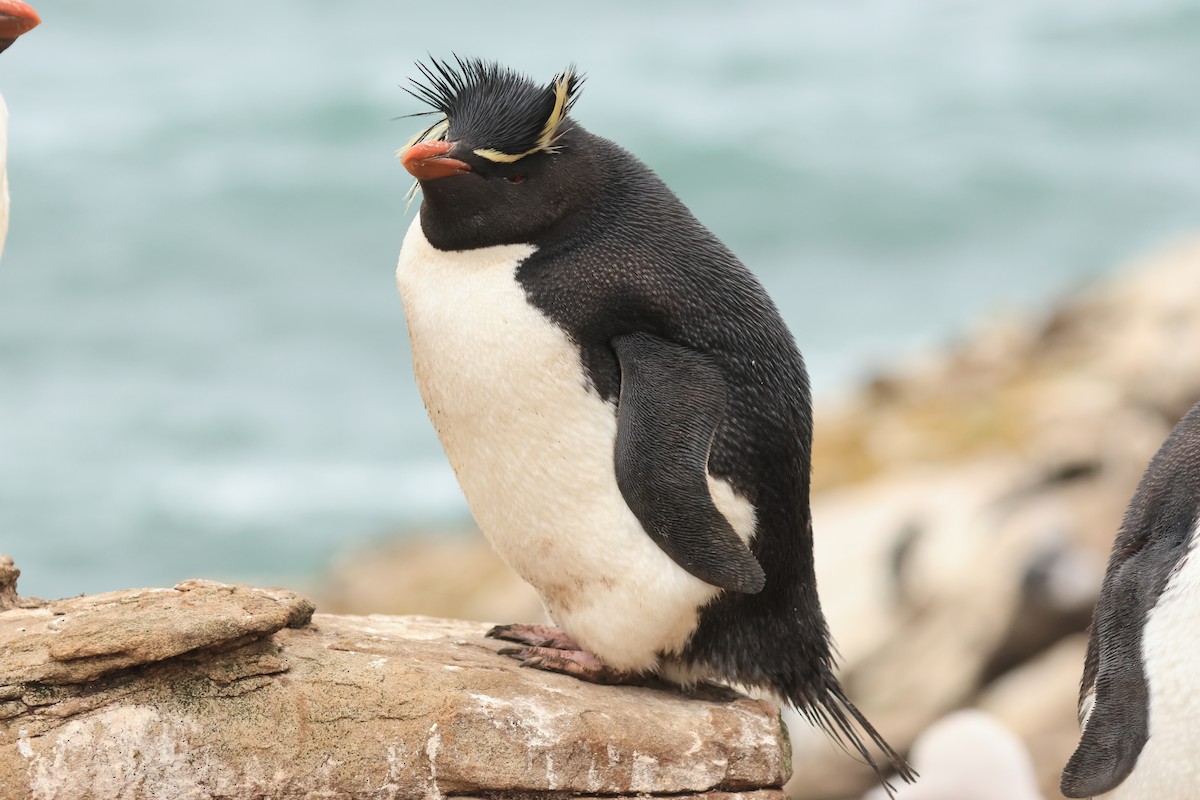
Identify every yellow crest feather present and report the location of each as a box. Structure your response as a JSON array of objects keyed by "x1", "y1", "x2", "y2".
[
  {"x1": 537, "y1": 67, "x2": 574, "y2": 150},
  {"x1": 471, "y1": 147, "x2": 526, "y2": 164},
  {"x1": 471, "y1": 65, "x2": 577, "y2": 164}
]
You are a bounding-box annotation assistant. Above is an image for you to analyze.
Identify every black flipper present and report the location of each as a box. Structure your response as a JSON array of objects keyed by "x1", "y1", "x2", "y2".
[
  {"x1": 611, "y1": 332, "x2": 765, "y2": 594},
  {"x1": 1061, "y1": 401, "x2": 1200, "y2": 797},
  {"x1": 1059, "y1": 557, "x2": 1150, "y2": 797}
]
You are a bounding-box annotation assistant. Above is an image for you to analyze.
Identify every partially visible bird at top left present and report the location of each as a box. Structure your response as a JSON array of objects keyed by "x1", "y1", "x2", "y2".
[{"x1": 0, "y1": 0, "x2": 41, "y2": 258}]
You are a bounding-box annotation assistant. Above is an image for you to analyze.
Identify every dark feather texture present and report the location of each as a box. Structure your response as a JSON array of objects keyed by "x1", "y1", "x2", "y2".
[
  {"x1": 405, "y1": 55, "x2": 582, "y2": 160},
  {"x1": 1060, "y1": 400, "x2": 1200, "y2": 797}
]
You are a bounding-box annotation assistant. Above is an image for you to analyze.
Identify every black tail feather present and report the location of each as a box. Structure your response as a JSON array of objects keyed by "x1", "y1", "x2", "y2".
[{"x1": 786, "y1": 668, "x2": 917, "y2": 799}]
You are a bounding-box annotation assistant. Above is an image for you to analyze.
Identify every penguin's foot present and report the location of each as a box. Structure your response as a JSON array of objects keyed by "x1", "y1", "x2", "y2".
[
  {"x1": 486, "y1": 622, "x2": 583, "y2": 651},
  {"x1": 494, "y1": 644, "x2": 642, "y2": 685}
]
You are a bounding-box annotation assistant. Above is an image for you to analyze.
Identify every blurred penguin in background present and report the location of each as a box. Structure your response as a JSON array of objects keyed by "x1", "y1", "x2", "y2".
[
  {"x1": 1061, "y1": 400, "x2": 1200, "y2": 799},
  {"x1": 862, "y1": 710, "x2": 1044, "y2": 800},
  {"x1": 0, "y1": 0, "x2": 40, "y2": 257}
]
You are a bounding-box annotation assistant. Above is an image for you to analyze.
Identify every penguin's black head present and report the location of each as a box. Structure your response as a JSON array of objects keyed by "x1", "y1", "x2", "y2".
[
  {"x1": 400, "y1": 57, "x2": 596, "y2": 251},
  {"x1": 0, "y1": 0, "x2": 40, "y2": 54}
]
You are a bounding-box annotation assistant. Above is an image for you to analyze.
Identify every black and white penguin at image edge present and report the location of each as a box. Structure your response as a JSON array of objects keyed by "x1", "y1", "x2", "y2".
[
  {"x1": 0, "y1": 0, "x2": 42, "y2": 257},
  {"x1": 1062, "y1": 399, "x2": 1200, "y2": 799},
  {"x1": 393, "y1": 57, "x2": 915, "y2": 793}
]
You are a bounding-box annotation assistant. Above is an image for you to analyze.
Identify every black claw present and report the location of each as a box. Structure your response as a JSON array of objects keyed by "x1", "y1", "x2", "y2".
[{"x1": 486, "y1": 624, "x2": 515, "y2": 641}]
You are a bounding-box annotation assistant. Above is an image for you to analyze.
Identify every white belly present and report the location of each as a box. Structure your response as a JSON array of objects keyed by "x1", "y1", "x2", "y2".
[
  {"x1": 395, "y1": 219, "x2": 753, "y2": 671},
  {"x1": 1, "y1": 96, "x2": 10, "y2": 258},
  {"x1": 1099, "y1": 520, "x2": 1200, "y2": 799}
]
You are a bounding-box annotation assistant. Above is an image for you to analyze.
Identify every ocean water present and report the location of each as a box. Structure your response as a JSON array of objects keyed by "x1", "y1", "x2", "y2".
[{"x1": 1, "y1": 2, "x2": 1198, "y2": 600}]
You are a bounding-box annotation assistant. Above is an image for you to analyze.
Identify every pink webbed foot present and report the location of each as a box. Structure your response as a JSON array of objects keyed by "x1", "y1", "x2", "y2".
[
  {"x1": 486, "y1": 623, "x2": 583, "y2": 651},
  {"x1": 497, "y1": 644, "x2": 644, "y2": 685},
  {"x1": 486, "y1": 623, "x2": 642, "y2": 685}
]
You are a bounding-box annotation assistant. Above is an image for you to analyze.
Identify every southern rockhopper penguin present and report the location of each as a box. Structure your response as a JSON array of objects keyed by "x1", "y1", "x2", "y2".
[
  {"x1": 0, "y1": 0, "x2": 37, "y2": 56},
  {"x1": 1061, "y1": 400, "x2": 1200, "y2": 799},
  {"x1": 394, "y1": 57, "x2": 915, "y2": 790},
  {"x1": 0, "y1": 0, "x2": 41, "y2": 258}
]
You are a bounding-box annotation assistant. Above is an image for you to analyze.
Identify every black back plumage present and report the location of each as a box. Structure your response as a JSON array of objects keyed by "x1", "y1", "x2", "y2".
[
  {"x1": 1061, "y1": 400, "x2": 1200, "y2": 798},
  {"x1": 406, "y1": 58, "x2": 914, "y2": 791},
  {"x1": 516, "y1": 131, "x2": 912, "y2": 789}
]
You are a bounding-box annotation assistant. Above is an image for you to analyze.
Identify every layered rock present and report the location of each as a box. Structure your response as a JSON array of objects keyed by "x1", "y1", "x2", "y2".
[{"x1": 0, "y1": 567, "x2": 790, "y2": 800}]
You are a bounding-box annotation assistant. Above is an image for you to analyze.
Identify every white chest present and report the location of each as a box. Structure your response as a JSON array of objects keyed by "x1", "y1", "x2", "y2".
[
  {"x1": 394, "y1": 219, "x2": 735, "y2": 671},
  {"x1": 1, "y1": 96, "x2": 9, "y2": 258},
  {"x1": 1101, "y1": 520, "x2": 1200, "y2": 799}
]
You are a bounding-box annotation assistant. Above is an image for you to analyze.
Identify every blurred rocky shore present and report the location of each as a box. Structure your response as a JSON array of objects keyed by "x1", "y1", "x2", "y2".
[{"x1": 315, "y1": 238, "x2": 1200, "y2": 800}]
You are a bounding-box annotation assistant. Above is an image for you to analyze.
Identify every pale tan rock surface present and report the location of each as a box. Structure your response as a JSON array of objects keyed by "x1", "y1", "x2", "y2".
[
  {"x1": 0, "y1": 579, "x2": 314, "y2": 687},
  {"x1": 0, "y1": 558, "x2": 17, "y2": 612},
  {"x1": 0, "y1": 568, "x2": 790, "y2": 800}
]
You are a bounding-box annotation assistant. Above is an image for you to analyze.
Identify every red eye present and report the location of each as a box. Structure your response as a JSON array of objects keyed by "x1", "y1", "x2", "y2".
[{"x1": 506, "y1": 175, "x2": 526, "y2": 184}]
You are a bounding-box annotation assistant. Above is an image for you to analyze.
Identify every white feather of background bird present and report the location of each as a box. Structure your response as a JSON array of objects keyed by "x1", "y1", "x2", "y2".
[{"x1": 860, "y1": 710, "x2": 1044, "y2": 800}]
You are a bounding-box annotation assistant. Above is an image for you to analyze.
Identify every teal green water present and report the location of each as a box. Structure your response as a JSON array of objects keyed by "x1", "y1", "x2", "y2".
[{"x1": 2, "y1": 2, "x2": 1199, "y2": 599}]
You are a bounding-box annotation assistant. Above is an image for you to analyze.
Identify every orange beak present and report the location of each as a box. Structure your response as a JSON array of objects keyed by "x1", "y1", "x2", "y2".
[
  {"x1": 401, "y1": 140, "x2": 471, "y2": 182},
  {"x1": 0, "y1": 0, "x2": 39, "y2": 39}
]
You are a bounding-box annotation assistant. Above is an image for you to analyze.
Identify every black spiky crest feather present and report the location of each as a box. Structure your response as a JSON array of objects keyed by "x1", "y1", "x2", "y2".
[{"x1": 403, "y1": 56, "x2": 583, "y2": 163}]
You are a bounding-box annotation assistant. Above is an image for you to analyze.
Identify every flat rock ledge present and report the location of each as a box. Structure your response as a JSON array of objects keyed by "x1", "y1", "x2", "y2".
[{"x1": 0, "y1": 563, "x2": 789, "y2": 800}]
